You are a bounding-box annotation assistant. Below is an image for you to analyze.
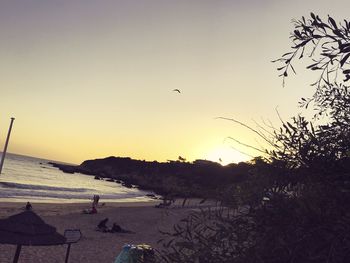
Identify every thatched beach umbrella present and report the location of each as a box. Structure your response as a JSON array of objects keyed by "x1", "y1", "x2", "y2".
[{"x1": 0, "y1": 210, "x2": 66, "y2": 263}]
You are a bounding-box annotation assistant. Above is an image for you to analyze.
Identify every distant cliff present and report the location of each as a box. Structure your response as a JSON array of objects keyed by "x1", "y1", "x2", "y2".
[{"x1": 51, "y1": 156, "x2": 253, "y2": 198}]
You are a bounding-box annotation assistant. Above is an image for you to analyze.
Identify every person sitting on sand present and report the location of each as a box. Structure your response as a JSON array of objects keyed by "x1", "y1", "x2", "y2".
[
  {"x1": 97, "y1": 218, "x2": 109, "y2": 232},
  {"x1": 96, "y1": 219, "x2": 134, "y2": 234},
  {"x1": 25, "y1": 202, "x2": 32, "y2": 211},
  {"x1": 109, "y1": 223, "x2": 134, "y2": 234}
]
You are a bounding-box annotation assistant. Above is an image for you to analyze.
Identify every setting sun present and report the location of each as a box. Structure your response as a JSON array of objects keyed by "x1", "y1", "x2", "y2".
[{"x1": 204, "y1": 145, "x2": 251, "y2": 165}]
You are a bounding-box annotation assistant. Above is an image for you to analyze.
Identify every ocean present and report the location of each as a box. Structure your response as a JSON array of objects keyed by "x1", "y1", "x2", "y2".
[{"x1": 0, "y1": 153, "x2": 156, "y2": 203}]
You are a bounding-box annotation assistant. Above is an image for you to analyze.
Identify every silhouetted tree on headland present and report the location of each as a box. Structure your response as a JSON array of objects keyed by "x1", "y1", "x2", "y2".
[
  {"x1": 177, "y1": 156, "x2": 186, "y2": 162},
  {"x1": 156, "y1": 13, "x2": 350, "y2": 263}
]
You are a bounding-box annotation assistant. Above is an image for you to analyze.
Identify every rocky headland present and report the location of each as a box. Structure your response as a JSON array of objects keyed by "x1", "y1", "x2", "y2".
[{"x1": 50, "y1": 156, "x2": 252, "y2": 199}]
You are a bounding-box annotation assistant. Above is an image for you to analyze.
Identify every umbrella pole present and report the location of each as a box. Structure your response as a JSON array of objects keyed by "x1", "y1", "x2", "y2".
[
  {"x1": 65, "y1": 244, "x2": 71, "y2": 263},
  {"x1": 0, "y1": 117, "x2": 15, "y2": 175},
  {"x1": 13, "y1": 245, "x2": 22, "y2": 263}
]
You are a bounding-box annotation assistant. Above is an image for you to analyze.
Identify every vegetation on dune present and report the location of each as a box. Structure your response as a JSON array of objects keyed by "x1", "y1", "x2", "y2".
[{"x1": 156, "y1": 13, "x2": 350, "y2": 263}]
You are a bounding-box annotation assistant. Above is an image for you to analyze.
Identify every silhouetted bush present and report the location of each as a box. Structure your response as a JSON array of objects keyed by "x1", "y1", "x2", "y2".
[{"x1": 157, "y1": 13, "x2": 350, "y2": 263}]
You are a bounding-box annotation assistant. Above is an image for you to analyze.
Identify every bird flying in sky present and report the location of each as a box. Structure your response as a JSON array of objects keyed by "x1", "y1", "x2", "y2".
[{"x1": 173, "y1": 89, "x2": 181, "y2": 93}]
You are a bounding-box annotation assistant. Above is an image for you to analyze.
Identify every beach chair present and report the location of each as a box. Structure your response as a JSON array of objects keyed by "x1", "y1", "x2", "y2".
[{"x1": 154, "y1": 198, "x2": 173, "y2": 208}]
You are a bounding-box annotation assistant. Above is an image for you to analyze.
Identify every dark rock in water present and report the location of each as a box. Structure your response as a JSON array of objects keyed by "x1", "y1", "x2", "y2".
[
  {"x1": 106, "y1": 178, "x2": 115, "y2": 182},
  {"x1": 115, "y1": 180, "x2": 121, "y2": 184},
  {"x1": 122, "y1": 182, "x2": 133, "y2": 188},
  {"x1": 94, "y1": 176, "x2": 101, "y2": 180},
  {"x1": 146, "y1": 194, "x2": 156, "y2": 198},
  {"x1": 60, "y1": 167, "x2": 75, "y2": 174},
  {"x1": 49, "y1": 162, "x2": 78, "y2": 174}
]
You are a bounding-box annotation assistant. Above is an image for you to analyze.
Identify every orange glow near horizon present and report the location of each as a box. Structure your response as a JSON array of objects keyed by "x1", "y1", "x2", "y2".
[{"x1": 204, "y1": 145, "x2": 251, "y2": 166}]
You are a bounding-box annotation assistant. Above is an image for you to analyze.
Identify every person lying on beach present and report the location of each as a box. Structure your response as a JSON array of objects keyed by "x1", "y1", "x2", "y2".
[
  {"x1": 82, "y1": 206, "x2": 97, "y2": 214},
  {"x1": 96, "y1": 219, "x2": 134, "y2": 234},
  {"x1": 110, "y1": 223, "x2": 134, "y2": 234}
]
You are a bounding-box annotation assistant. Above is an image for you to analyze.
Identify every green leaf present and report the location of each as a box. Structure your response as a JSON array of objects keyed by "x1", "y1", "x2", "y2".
[
  {"x1": 290, "y1": 64, "x2": 296, "y2": 74},
  {"x1": 282, "y1": 52, "x2": 293, "y2": 57},
  {"x1": 311, "y1": 66, "x2": 321, "y2": 70},
  {"x1": 294, "y1": 39, "x2": 311, "y2": 48},
  {"x1": 306, "y1": 63, "x2": 319, "y2": 69},
  {"x1": 328, "y1": 16, "x2": 337, "y2": 29},
  {"x1": 339, "y1": 42, "x2": 350, "y2": 51},
  {"x1": 333, "y1": 29, "x2": 343, "y2": 38},
  {"x1": 294, "y1": 30, "x2": 302, "y2": 38},
  {"x1": 340, "y1": 53, "x2": 350, "y2": 66}
]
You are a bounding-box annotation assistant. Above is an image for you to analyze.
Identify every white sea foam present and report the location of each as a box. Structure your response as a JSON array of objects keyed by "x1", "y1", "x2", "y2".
[{"x1": 0, "y1": 153, "x2": 156, "y2": 203}]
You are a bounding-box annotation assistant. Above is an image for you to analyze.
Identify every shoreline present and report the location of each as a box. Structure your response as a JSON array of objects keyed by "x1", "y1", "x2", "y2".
[
  {"x1": 0, "y1": 200, "x2": 160, "y2": 214},
  {"x1": 0, "y1": 198, "x2": 214, "y2": 214}
]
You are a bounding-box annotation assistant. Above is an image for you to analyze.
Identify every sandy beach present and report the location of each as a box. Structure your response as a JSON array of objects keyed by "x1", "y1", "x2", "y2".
[{"x1": 0, "y1": 200, "x2": 202, "y2": 263}]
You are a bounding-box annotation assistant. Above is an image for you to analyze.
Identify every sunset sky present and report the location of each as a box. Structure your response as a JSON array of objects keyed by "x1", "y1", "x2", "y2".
[{"x1": 0, "y1": 0, "x2": 349, "y2": 165}]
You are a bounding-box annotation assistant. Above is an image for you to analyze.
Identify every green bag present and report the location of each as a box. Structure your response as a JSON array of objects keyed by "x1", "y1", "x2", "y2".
[{"x1": 114, "y1": 244, "x2": 155, "y2": 263}]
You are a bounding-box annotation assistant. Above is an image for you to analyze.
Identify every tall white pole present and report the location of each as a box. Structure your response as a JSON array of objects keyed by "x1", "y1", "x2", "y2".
[{"x1": 0, "y1": 117, "x2": 15, "y2": 174}]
